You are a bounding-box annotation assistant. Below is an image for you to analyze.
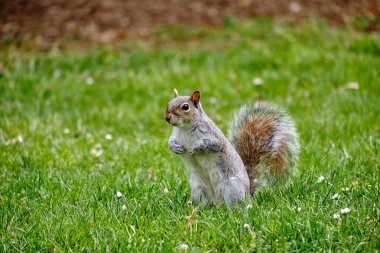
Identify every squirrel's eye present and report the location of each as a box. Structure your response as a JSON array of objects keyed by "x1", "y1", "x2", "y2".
[{"x1": 181, "y1": 103, "x2": 190, "y2": 111}]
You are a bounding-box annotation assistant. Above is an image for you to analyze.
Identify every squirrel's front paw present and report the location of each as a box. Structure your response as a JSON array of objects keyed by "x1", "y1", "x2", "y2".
[
  {"x1": 190, "y1": 146, "x2": 203, "y2": 155},
  {"x1": 170, "y1": 144, "x2": 186, "y2": 154}
]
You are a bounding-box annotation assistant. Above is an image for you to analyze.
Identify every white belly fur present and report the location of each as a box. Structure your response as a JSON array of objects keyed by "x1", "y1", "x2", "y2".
[
  {"x1": 175, "y1": 127, "x2": 225, "y2": 204},
  {"x1": 185, "y1": 154, "x2": 225, "y2": 202}
]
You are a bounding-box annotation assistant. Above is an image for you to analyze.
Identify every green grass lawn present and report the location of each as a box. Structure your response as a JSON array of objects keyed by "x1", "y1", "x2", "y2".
[{"x1": 1, "y1": 18, "x2": 379, "y2": 252}]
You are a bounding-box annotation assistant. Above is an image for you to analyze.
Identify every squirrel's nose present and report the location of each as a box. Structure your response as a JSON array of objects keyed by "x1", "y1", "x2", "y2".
[{"x1": 165, "y1": 114, "x2": 171, "y2": 122}]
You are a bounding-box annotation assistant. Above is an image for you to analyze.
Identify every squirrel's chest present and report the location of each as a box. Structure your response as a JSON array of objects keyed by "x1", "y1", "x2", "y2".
[
  {"x1": 176, "y1": 131, "x2": 197, "y2": 151},
  {"x1": 175, "y1": 128, "x2": 223, "y2": 177}
]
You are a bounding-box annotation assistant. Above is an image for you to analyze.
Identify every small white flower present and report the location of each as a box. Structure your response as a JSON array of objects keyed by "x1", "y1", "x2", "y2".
[
  {"x1": 9, "y1": 135, "x2": 24, "y2": 145},
  {"x1": 116, "y1": 192, "x2": 123, "y2": 198},
  {"x1": 90, "y1": 148, "x2": 104, "y2": 157},
  {"x1": 252, "y1": 77, "x2": 263, "y2": 86},
  {"x1": 341, "y1": 187, "x2": 349, "y2": 192},
  {"x1": 17, "y1": 135, "x2": 23, "y2": 143},
  {"x1": 289, "y1": 1, "x2": 302, "y2": 13},
  {"x1": 95, "y1": 163, "x2": 103, "y2": 169},
  {"x1": 63, "y1": 128, "x2": 70, "y2": 134},
  {"x1": 316, "y1": 175, "x2": 325, "y2": 183},
  {"x1": 246, "y1": 204, "x2": 253, "y2": 209},
  {"x1": 105, "y1": 134, "x2": 113, "y2": 140},
  {"x1": 340, "y1": 207, "x2": 351, "y2": 214},
  {"x1": 163, "y1": 188, "x2": 169, "y2": 194},
  {"x1": 86, "y1": 77, "x2": 94, "y2": 85},
  {"x1": 297, "y1": 207, "x2": 301, "y2": 212},
  {"x1": 345, "y1": 82, "x2": 359, "y2": 90},
  {"x1": 333, "y1": 213, "x2": 340, "y2": 219},
  {"x1": 179, "y1": 243, "x2": 189, "y2": 253},
  {"x1": 209, "y1": 97, "x2": 217, "y2": 104},
  {"x1": 331, "y1": 193, "x2": 339, "y2": 200},
  {"x1": 53, "y1": 69, "x2": 61, "y2": 79},
  {"x1": 122, "y1": 205, "x2": 127, "y2": 210},
  {"x1": 243, "y1": 224, "x2": 250, "y2": 228}
]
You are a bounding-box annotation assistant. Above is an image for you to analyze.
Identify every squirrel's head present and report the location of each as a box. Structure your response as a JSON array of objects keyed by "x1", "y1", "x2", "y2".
[{"x1": 165, "y1": 89, "x2": 202, "y2": 128}]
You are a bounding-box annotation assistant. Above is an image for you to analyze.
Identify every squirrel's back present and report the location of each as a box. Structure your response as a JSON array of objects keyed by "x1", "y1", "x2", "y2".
[{"x1": 229, "y1": 101, "x2": 300, "y2": 195}]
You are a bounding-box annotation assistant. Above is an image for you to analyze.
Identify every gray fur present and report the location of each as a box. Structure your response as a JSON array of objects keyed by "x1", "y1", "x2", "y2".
[
  {"x1": 166, "y1": 93, "x2": 300, "y2": 205},
  {"x1": 166, "y1": 94, "x2": 250, "y2": 205}
]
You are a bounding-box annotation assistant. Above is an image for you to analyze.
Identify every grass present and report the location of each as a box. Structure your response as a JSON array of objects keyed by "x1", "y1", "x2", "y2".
[{"x1": 1, "y1": 18, "x2": 379, "y2": 252}]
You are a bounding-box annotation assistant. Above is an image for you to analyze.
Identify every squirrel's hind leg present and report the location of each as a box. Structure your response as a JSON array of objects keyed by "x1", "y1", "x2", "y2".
[
  {"x1": 224, "y1": 177, "x2": 249, "y2": 206},
  {"x1": 189, "y1": 174, "x2": 209, "y2": 204}
]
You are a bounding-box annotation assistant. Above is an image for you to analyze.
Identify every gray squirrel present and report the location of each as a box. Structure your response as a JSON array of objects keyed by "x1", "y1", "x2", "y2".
[{"x1": 165, "y1": 89, "x2": 300, "y2": 206}]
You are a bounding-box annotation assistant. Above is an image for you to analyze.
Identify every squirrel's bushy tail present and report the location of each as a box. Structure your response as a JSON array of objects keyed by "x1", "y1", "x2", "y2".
[{"x1": 228, "y1": 101, "x2": 300, "y2": 195}]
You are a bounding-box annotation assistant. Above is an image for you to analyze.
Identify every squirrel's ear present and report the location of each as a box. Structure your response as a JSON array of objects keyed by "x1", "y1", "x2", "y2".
[
  {"x1": 191, "y1": 90, "x2": 201, "y2": 108},
  {"x1": 173, "y1": 88, "x2": 179, "y2": 98}
]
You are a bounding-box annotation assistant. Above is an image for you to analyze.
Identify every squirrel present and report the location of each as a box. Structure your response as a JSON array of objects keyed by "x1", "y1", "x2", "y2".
[{"x1": 165, "y1": 89, "x2": 300, "y2": 206}]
